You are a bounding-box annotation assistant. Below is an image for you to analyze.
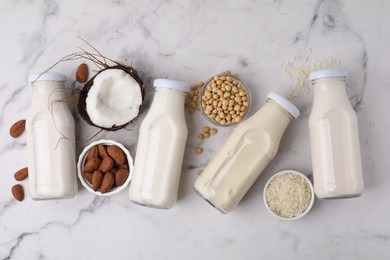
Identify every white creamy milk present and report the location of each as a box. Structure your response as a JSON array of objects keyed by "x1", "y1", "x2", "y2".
[
  {"x1": 27, "y1": 73, "x2": 77, "y2": 200},
  {"x1": 194, "y1": 92, "x2": 300, "y2": 213},
  {"x1": 129, "y1": 79, "x2": 190, "y2": 209},
  {"x1": 308, "y1": 69, "x2": 364, "y2": 199}
]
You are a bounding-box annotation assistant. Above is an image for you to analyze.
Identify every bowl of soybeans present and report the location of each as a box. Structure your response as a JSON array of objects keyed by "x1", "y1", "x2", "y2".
[{"x1": 200, "y1": 74, "x2": 251, "y2": 126}]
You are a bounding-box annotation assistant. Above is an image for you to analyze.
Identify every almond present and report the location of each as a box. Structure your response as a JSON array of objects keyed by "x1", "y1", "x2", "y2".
[
  {"x1": 12, "y1": 184, "x2": 24, "y2": 201},
  {"x1": 84, "y1": 172, "x2": 93, "y2": 184},
  {"x1": 84, "y1": 158, "x2": 101, "y2": 172},
  {"x1": 115, "y1": 169, "x2": 129, "y2": 186},
  {"x1": 98, "y1": 144, "x2": 109, "y2": 158},
  {"x1": 99, "y1": 157, "x2": 114, "y2": 172},
  {"x1": 91, "y1": 170, "x2": 103, "y2": 191},
  {"x1": 111, "y1": 167, "x2": 118, "y2": 174},
  {"x1": 76, "y1": 63, "x2": 89, "y2": 83},
  {"x1": 100, "y1": 172, "x2": 115, "y2": 193},
  {"x1": 86, "y1": 146, "x2": 99, "y2": 161},
  {"x1": 14, "y1": 167, "x2": 28, "y2": 181},
  {"x1": 9, "y1": 119, "x2": 26, "y2": 138},
  {"x1": 107, "y1": 145, "x2": 125, "y2": 166}
]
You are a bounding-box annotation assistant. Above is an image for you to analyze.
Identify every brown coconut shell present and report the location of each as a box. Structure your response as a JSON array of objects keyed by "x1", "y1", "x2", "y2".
[{"x1": 78, "y1": 65, "x2": 145, "y2": 131}]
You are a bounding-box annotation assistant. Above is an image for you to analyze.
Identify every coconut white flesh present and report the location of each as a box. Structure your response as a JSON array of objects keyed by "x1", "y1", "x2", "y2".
[{"x1": 86, "y1": 69, "x2": 142, "y2": 128}]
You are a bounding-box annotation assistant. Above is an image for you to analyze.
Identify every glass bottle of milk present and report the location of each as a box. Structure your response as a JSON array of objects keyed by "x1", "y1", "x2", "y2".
[
  {"x1": 27, "y1": 72, "x2": 77, "y2": 200},
  {"x1": 194, "y1": 92, "x2": 300, "y2": 213},
  {"x1": 308, "y1": 69, "x2": 364, "y2": 199},
  {"x1": 129, "y1": 79, "x2": 190, "y2": 209}
]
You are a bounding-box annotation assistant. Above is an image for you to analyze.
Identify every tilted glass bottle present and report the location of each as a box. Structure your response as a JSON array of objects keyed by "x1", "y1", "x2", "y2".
[{"x1": 194, "y1": 92, "x2": 300, "y2": 213}]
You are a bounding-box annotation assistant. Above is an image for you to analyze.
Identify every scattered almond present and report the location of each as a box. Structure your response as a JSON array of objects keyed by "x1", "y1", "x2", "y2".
[
  {"x1": 100, "y1": 172, "x2": 115, "y2": 193},
  {"x1": 9, "y1": 119, "x2": 26, "y2": 138},
  {"x1": 115, "y1": 169, "x2": 129, "y2": 186},
  {"x1": 107, "y1": 145, "x2": 125, "y2": 166},
  {"x1": 76, "y1": 63, "x2": 89, "y2": 83},
  {"x1": 14, "y1": 167, "x2": 28, "y2": 181},
  {"x1": 84, "y1": 158, "x2": 101, "y2": 172},
  {"x1": 12, "y1": 184, "x2": 24, "y2": 201},
  {"x1": 91, "y1": 170, "x2": 103, "y2": 191}
]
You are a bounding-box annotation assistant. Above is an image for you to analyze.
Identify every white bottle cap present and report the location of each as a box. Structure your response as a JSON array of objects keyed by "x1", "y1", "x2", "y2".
[
  {"x1": 267, "y1": 92, "x2": 300, "y2": 119},
  {"x1": 154, "y1": 79, "x2": 190, "y2": 92},
  {"x1": 29, "y1": 72, "x2": 66, "y2": 83},
  {"x1": 309, "y1": 69, "x2": 347, "y2": 81}
]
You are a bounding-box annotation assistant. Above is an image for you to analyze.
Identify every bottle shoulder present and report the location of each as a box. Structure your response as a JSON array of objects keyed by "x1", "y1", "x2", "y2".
[
  {"x1": 309, "y1": 106, "x2": 358, "y2": 126},
  {"x1": 28, "y1": 105, "x2": 74, "y2": 128},
  {"x1": 140, "y1": 113, "x2": 187, "y2": 133}
]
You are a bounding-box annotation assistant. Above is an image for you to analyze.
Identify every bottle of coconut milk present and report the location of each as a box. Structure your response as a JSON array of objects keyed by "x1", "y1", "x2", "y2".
[
  {"x1": 308, "y1": 69, "x2": 364, "y2": 199},
  {"x1": 129, "y1": 79, "x2": 190, "y2": 209},
  {"x1": 194, "y1": 92, "x2": 300, "y2": 213},
  {"x1": 27, "y1": 72, "x2": 78, "y2": 200}
]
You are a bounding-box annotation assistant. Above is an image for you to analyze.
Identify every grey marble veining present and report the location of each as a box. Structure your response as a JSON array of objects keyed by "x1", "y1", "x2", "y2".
[{"x1": 1, "y1": 0, "x2": 390, "y2": 259}]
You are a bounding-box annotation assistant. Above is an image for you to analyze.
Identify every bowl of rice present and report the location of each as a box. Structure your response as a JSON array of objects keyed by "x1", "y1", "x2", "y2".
[{"x1": 263, "y1": 170, "x2": 315, "y2": 220}]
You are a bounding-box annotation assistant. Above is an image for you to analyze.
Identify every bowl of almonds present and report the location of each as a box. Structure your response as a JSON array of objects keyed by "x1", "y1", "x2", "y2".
[
  {"x1": 200, "y1": 74, "x2": 251, "y2": 126},
  {"x1": 77, "y1": 139, "x2": 133, "y2": 196}
]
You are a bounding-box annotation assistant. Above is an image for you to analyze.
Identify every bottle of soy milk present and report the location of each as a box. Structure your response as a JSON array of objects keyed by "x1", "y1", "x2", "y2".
[
  {"x1": 194, "y1": 92, "x2": 300, "y2": 213},
  {"x1": 27, "y1": 73, "x2": 77, "y2": 200},
  {"x1": 308, "y1": 69, "x2": 364, "y2": 199},
  {"x1": 129, "y1": 79, "x2": 190, "y2": 209}
]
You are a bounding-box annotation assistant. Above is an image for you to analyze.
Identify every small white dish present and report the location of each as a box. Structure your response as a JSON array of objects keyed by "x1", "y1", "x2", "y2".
[
  {"x1": 77, "y1": 139, "x2": 133, "y2": 196},
  {"x1": 263, "y1": 170, "x2": 315, "y2": 220}
]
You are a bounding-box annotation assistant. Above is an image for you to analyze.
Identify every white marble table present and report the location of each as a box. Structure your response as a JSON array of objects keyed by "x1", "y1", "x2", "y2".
[{"x1": 1, "y1": 0, "x2": 389, "y2": 259}]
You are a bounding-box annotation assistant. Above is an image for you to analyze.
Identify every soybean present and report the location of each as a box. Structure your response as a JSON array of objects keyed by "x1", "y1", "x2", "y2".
[
  {"x1": 195, "y1": 147, "x2": 203, "y2": 154},
  {"x1": 209, "y1": 128, "x2": 218, "y2": 135}
]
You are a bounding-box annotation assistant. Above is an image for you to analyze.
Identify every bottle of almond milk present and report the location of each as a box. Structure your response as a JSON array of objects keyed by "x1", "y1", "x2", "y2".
[
  {"x1": 129, "y1": 79, "x2": 190, "y2": 209},
  {"x1": 194, "y1": 92, "x2": 300, "y2": 213},
  {"x1": 308, "y1": 69, "x2": 364, "y2": 199},
  {"x1": 27, "y1": 72, "x2": 77, "y2": 200}
]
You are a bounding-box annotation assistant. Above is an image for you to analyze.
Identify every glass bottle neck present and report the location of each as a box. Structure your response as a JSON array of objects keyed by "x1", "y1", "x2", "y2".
[
  {"x1": 31, "y1": 81, "x2": 67, "y2": 109},
  {"x1": 266, "y1": 99, "x2": 295, "y2": 121},
  {"x1": 151, "y1": 88, "x2": 187, "y2": 111},
  {"x1": 311, "y1": 78, "x2": 349, "y2": 104},
  {"x1": 155, "y1": 87, "x2": 187, "y2": 95},
  {"x1": 32, "y1": 81, "x2": 65, "y2": 95},
  {"x1": 241, "y1": 99, "x2": 293, "y2": 133}
]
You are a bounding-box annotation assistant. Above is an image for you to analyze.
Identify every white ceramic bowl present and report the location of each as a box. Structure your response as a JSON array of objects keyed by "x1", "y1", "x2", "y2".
[
  {"x1": 263, "y1": 170, "x2": 315, "y2": 221},
  {"x1": 77, "y1": 139, "x2": 133, "y2": 196}
]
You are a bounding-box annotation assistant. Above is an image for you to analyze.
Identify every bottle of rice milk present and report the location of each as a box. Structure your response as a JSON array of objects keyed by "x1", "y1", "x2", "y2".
[
  {"x1": 27, "y1": 72, "x2": 77, "y2": 200},
  {"x1": 129, "y1": 79, "x2": 190, "y2": 209},
  {"x1": 193, "y1": 92, "x2": 300, "y2": 213},
  {"x1": 308, "y1": 69, "x2": 364, "y2": 199}
]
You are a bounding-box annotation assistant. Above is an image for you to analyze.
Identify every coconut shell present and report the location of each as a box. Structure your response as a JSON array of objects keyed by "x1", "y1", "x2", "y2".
[{"x1": 78, "y1": 65, "x2": 145, "y2": 131}]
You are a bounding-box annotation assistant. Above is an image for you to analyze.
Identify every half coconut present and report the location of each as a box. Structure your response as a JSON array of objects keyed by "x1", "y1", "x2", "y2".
[{"x1": 78, "y1": 65, "x2": 145, "y2": 131}]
